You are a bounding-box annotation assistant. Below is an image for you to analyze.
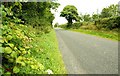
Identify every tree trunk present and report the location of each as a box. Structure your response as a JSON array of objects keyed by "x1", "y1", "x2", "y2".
[{"x1": 67, "y1": 19, "x2": 72, "y2": 28}]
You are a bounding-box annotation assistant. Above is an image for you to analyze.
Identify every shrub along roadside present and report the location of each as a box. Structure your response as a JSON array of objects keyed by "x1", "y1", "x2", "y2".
[
  {"x1": 1, "y1": 22, "x2": 67, "y2": 74},
  {"x1": 95, "y1": 16, "x2": 120, "y2": 30},
  {"x1": 26, "y1": 29, "x2": 67, "y2": 74},
  {"x1": 1, "y1": 4, "x2": 66, "y2": 74},
  {"x1": 59, "y1": 22, "x2": 82, "y2": 29}
]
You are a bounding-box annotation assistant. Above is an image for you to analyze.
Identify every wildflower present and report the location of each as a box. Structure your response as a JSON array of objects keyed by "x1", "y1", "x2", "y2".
[{"x1": 46, "y1": 69, "x2": 53, "y2": 74}]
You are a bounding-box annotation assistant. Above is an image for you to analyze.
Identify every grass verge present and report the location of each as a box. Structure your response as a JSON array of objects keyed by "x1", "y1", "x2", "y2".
[
  {"x1": 38, "y1": 30, "x2": 67, "y2": 74},
  {"x1": 69, "y1": 29, "x2": 119, "y2": 41},
  {"x1": 27, "y1": 29, "x2": 67, "y2": 74}
]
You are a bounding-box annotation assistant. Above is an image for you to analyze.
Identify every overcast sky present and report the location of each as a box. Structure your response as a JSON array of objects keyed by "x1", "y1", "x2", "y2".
[{"x1": 52, "y1": 0, "x2": 119, "y2": 25}]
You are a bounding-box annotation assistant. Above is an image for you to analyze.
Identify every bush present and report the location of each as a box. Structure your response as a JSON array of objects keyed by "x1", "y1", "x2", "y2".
[
  {"x1": 95, "y1": 16, "x2": 120, "y2": 30},
  {"x1": 80, "y1": 22, "x2": 98, "y2": 30},
  {"x1": 71, "y1": 22, "x2": 82, "y2": 29},
  {"x1": 59, "y1": 22, "x2": 82, "y2": 29},
  {"x1": 1, "y1": 22, "x2": 47, "y2": 74},
  {"x1": 82, "y1": 22, "x2": 89, "y2": 25},
  {"x1": 0, "y1": 4, "x2": 52, "y2": 75},
  {"x1": 59, "y1": 24, "x2": 67, "y2": 28}
]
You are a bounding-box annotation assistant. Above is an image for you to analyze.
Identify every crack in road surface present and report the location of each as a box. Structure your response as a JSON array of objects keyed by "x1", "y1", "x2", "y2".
[{"x1": 55, "y1": 28, "x2": 118, "y2": 74}]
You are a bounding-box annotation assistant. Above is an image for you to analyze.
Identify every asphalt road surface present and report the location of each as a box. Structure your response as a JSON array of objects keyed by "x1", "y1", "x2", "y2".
[{"x1": 55, "y1": 28, "x2": 118, "y2": 74}]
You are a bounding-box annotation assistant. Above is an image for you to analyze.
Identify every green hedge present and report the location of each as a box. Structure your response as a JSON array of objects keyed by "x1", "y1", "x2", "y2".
[
  {"x1": 71, "y1": 22, "x2": 82, "y2": 29},
  {"x1": 59, "y1": 24, "x2": 67, "y2": 28},
  {"x1": 59, "y1": 22, "x2": 82, "y2": 29},
  {"x1": 95, "y1": 16, "x2": 120, "y2": 30}
]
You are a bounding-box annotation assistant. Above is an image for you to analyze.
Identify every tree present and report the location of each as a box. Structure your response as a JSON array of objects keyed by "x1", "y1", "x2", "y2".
[
  {"x1": 100, "y1": 4, "x2": 118, "y2": 18},
  {"x1": 101, "y1": 8, "x2": 111, "y2": 18},
  {"x1": 119, "y1": 1, "x2": 120, "y2": 15},
  {"x1": 54, "y1": 22, "x2": 59, "y2": 27},
  {"x1": 19, "y1": 2, "x2": 60, "y2": 29},
  {"x1": 60, "y1": 5, "x2": 79, "y2": 27},
  {"x1": 92, "y1": 13, "x2": 99, "y2": 20},
  {"x1": 83, "y1": 14, "x2": 91, "y2": 22},
  {"x1": 2, "y1": 1, "x2": 60, "y2": 32}
]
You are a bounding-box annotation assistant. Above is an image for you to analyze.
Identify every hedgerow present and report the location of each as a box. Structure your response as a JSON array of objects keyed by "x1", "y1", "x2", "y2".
[
  {"x1": 1, "y1": 4, "x2": 49, "y2": 74},
  {"x1": 95, "y1": 16, "x2": 120, "y2": 30},
  {"x1": 0, "y1": 1, "x2": 65, "y2": 75}
]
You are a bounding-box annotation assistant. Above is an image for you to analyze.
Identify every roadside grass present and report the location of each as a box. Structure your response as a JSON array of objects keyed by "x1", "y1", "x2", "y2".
[
  {"x1": 29, "y1": 29, "x2": 67, "y2": 74},
  {"x1": 15, "y1": 25, "x2": 67, "y2": 74},
  {"x1": 69, "y1": 29, "x2": 119, "y2": 41},
  {"x1": 38, "y1": 30, "x2": 67, "y2": 74}
]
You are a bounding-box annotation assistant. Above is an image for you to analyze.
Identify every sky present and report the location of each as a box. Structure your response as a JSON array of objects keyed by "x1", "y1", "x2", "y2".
[{"x1": 52, "y1": 0, "x2": 120, "y2": 25}]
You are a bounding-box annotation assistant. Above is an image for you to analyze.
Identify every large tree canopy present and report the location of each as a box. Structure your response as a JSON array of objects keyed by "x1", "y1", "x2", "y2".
[
  {"x1": 60, "y1": 5, "x2": 79, "y2": 27},
  {"x1": 2, "y1": 1, "x2": 60, "y2": 28},
  {"x1": 100, "y1": 4, "x2": 118, "y2": 18}
]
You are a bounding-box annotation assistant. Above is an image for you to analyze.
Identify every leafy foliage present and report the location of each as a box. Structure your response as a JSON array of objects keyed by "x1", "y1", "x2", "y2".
[
  {"x1": 1, "y1": 1, "x2": 65, "y2": 74},
  {"x1": 60, "y1": 5, "x2": 79, "y2": 27},
  {"x1": 96, "y1": 16, "x2": 120, "y2": 30},
  {"x1": 54, "y1": 23, "x2": 59, "y2": 27},
  {"x1": 1, "y1": 22, "x2": 47, "y2": 74},
  {"x1": 82, "y1": 14, "x2": 91, "y2": 22},
  {"x1": 70, "y1": 22, "x2": 82, "y2": 29},
  {"x1": 21, "y1": 2, "x2": 54, "y2": 30},
  {"x1": 100, "y1": 4, "x2": 118, "y2": 18},
  {"x1": 2, "y1": 2, "x2": 60, "y2": 33},
  {"x1": 69, "y1": 4, "x2": 119, "y2": 31}
]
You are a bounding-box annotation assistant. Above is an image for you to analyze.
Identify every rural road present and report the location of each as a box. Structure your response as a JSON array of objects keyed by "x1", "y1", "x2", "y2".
[{"x1": 55, "y1": 28, "x2": 118, "y2": 74}]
